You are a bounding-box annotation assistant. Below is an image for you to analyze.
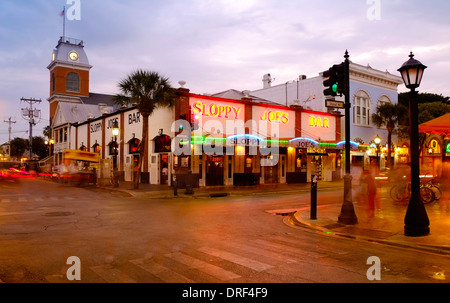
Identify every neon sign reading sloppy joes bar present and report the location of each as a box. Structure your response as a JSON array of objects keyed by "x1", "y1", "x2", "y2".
[{"x1": 192, "y1": 101, "x2": 242, "y2": 119}]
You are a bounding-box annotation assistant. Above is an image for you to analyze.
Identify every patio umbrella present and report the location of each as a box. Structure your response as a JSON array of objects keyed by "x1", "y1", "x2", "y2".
[{"x1": 419, "y1": 112, "x2": 450, "y2": 135}]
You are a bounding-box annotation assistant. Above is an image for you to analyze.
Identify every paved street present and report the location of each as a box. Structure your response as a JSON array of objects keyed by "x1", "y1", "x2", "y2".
[{"x1": 1, "y1": 178, "x2": 450, "y2": 283}]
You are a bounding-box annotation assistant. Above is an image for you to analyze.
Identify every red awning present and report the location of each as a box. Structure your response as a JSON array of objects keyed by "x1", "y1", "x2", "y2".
[{"x1": 419, "y1": 113, "x2": 450, "y2": 135}]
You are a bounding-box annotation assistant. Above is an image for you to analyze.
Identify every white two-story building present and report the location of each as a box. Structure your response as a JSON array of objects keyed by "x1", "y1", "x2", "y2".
[{"x1": 250, "y1": 62, "x2": 403, "y2": 170}]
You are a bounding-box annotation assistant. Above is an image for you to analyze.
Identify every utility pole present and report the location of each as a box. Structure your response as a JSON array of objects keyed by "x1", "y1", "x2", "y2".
[
  {"x1": 3, "y1": 117, "x2": 16, "y2": 159},
  {"x1": 20, "y1": 97, "x2": 42, "y2": 161}
]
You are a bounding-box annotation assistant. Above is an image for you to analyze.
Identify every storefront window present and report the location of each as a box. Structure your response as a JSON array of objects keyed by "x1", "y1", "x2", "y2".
[
  {"x1": 173, "y1": 155, "x2": 190, "y2": 168},
  {"x1": 181, "y1": 156, "x2": 189, "y2": 168},
  {"x1": 154, "y1": 135, "x2": 171, "y2": 153},
  {"x1": 295, "y1": 149, "x2": 307, "y2": 172},
  {"x1": 128, "y1": 138, "x2": 141, "y2": 154}
]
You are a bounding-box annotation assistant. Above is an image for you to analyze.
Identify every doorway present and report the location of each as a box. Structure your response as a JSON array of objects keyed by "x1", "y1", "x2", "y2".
[
  {"x1": 263, "y1": 156, "x2": 279, "y2": 184},
  {"x1": 160, "y1": 153, "x2": 169, "y2": 185},
  {"x1": 206, "y1": 155, "x2": 224, "y2": 186}
]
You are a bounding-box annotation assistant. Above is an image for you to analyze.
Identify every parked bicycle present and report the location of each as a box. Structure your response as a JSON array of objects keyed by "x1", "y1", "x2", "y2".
[
  {"x1": 421, "y1": 178, "x2": 441, "y2": 201},
  {"x1": 390, "y1": 178, "x2": 436, "y2": 204}
]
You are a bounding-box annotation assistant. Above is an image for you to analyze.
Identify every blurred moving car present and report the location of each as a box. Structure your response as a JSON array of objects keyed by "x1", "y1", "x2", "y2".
[{"x1": 0, "y1": 167, "x2": 35, "y2": 182}]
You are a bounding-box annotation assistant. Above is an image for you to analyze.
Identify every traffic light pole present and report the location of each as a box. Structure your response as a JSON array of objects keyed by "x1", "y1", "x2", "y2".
[{"x1": 338, "y1": 51, "x2": 358, "y2": 225}]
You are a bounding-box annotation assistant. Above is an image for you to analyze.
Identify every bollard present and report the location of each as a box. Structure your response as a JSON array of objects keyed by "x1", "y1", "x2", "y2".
[
  {"x1": 185, "y1": 170, "x2": 194, "y2": 195},
  {"x1": 173, "y1": 175, "x2": 178, "y2": 196},
  {"x1": 311, "y1": 174, "x2": 317, "y2": 220}
]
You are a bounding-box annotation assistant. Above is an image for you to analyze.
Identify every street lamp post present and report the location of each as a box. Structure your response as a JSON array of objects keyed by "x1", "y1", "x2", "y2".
[
  {"x1": 374, "y1": 134, "x2": 381, "y2": 168},
  {"x1": 45, "y1": 139, "x2": 54, "y2": 157},
  {"x1": 112, "y1": 120, "x2": 120, "y2": 188},
  {"x1": 398, "y1": 52, "x2": 429, "y2": 237}
]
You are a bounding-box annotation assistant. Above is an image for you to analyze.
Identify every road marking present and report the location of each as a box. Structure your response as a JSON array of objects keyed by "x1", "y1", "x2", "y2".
[
  {"x1": 198, "y1": 247, "x2": 273, "y2": 272},
  {"x1": 215, "y1": 241, "x2": 298, "y2": 264},
  {"x1": 266, "y1": 234, "x2": 343, "y2": 256},
  {"x1": 252, "y1": 239, "x2": 326, "y2": 259},
  {"x1": 130, "y1": 258, "x2": 195, "y2": 283},
  {"x1": 90, "y1": 265, "x2": 137, "y2": 283},
  {"x1": 165, "y1": 252, "x2": 240, "y2": 281}
]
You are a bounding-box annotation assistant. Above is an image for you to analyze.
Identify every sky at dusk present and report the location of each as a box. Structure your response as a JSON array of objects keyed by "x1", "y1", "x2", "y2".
[{"x1": 1, "y1": 0, "x2": 450, "y2": 144}]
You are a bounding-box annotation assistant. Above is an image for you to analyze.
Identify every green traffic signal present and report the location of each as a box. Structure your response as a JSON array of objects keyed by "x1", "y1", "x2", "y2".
[{"x1": 332, "y1": 83, "x2": 338, "y2": 93}]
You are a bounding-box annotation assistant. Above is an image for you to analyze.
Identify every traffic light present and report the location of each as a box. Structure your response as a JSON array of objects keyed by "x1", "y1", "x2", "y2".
[
  {"x1": 323, "y1": 63, "x2": 346, "y2": 97},
  {"x1": 334, "y1": 62, "x2": 346, "y2": 96},
  {"x1": 323, "y1": 65, "x2": 338, "y2": 97}
]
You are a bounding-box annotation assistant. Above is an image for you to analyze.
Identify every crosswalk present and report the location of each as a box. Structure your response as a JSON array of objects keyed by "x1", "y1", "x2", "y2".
[{"x1": 47, "y1": 234, "x2": 347, "y2": 283}]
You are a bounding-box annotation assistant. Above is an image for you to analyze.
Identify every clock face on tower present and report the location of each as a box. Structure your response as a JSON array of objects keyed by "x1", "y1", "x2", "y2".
[{"x1": 69, "y1": 51, "x2": 78, "y2": 61}]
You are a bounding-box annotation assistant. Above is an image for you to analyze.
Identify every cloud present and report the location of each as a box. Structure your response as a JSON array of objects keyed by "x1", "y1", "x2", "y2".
[{"x1": 1, "y1": 0, "x2": 450, "y2": 144}]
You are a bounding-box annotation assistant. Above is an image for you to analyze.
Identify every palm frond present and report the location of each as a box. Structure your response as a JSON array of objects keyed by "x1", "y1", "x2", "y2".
[{"x1": 115, "y1": 69, "x2": 176, "y2": 116}]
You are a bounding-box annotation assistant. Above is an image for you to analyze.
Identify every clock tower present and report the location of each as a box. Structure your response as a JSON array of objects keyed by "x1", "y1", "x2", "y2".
[{"x1": 47, "y1": 36, "x2": 92, "y2": 124}]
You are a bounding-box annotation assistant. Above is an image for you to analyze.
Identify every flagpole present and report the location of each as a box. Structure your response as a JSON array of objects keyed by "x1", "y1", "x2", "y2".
[{"x1": 62, "y1": 6, "x2": 66, "y2": 40}]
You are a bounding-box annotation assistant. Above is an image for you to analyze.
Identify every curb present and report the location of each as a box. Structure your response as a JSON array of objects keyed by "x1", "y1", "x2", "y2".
[
  {"x1": 287, "y1": 210, "x2": 450, "y2": 256},
  {"x1": 99, "y1": 183, "x2": 344, "y2": 200}
]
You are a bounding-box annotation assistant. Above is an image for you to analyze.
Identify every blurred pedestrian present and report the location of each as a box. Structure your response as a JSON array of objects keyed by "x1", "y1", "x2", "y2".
[{"x1": 361, "y1": 169, "x2": 377, "y2": 218}]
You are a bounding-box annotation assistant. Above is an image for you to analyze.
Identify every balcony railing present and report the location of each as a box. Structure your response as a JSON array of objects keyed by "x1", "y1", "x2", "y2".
[{"x1": 58, "y1": 36, "x2": 84, "y2": 46}]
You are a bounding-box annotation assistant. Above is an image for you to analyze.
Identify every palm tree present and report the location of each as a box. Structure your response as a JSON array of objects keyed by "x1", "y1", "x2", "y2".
[
  {"x1": 114, "y1": 70, "x2": 176, "y2": 189},
  {"x1": 371, "y1": 102, "x2": 399, "y2": 169}
]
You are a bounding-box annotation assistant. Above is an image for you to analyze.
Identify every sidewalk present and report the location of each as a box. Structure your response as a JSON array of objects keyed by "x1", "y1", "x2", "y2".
[
  {"x1": 290, "y1": 185, "x2": 450, "y2": 255},
  {"x1": 101, "y1": 180, "x2": 450, "y2": 254}
]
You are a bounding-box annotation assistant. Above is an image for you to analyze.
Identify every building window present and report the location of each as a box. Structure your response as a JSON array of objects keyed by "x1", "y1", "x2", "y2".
[
  {"x1": 66, "y1": 72, "x2": 80, "y2": 92},
  {"x1": 64, "y1": 127, "x2": 68, "y2": 142},
  {"x1": 377, "y1": 95, "x2": 392, "y2": 108},
  {"x1": 52, "y1": 73, "x2": 56, "y2": 92},
  {"x1": 353, "y1": 90, "x2": 371, "y2": 126}
]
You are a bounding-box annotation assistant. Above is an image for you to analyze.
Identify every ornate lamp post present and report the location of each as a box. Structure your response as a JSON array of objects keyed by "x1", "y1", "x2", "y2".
[
  {"x1": 112, "y1": 120, "x2": 120, "y2": 188},
  {"x1": 374, "y1": 134, "x2": 381, "y2": 167},
  {"x1": 398, "y1": 52, "x2": 429, "y2": 236}
]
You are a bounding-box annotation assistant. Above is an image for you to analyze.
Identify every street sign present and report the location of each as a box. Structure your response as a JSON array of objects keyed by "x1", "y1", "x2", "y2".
[{"x1": 325, "y1": 99, "x2": 344, "y2": 109}]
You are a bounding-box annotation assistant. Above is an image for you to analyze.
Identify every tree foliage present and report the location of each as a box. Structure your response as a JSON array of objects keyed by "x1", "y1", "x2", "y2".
[
  {"x1": 371, "y1": 102, "x2": 400, "y2": 168},
  {"x1": 10, "y1": 137, "x2": 28, "y2": 159},
  {"x1": 397, "y1": 92, "x2": 450, "y2": 154},
  {"x1": 10, "y1": 136, "x2": 48, "y2": 160}
]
